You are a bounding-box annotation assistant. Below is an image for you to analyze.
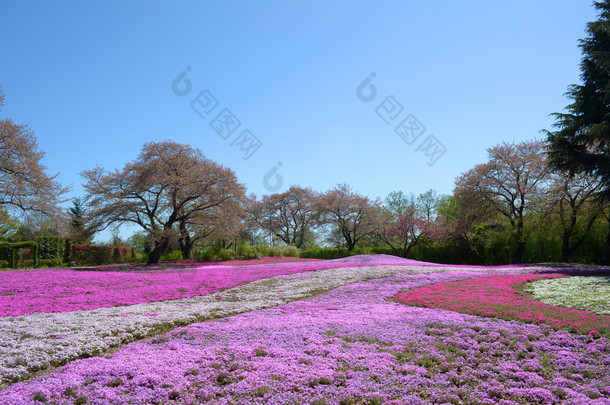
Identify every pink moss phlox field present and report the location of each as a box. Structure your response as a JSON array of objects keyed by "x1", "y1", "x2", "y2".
[
  {"x1": 2, "y1": 270, "x2": 609, "y2": 404},
  {"x1": 396, "y1": 273, "x2": 610, "y2": 337},
  {"x1": 0, "y1": 255, "x2": 429, "y2": 317},
  {"x1": 89, "y1": 256, "x2": 323, "y2": 271}
]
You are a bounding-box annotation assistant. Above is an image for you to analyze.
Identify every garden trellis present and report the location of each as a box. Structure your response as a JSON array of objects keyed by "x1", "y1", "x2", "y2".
[{"x1": 0, "y1": 241, "x2": 38, "y2": 269}]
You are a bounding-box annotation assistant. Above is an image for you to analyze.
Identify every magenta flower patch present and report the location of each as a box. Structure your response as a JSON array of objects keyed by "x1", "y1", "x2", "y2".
[
  {"x1": 0, "y1": 255, "x2": 431, "y2": 317},
  {"x1": 396, "y1": 273, "x2": 610, "y2": 337}
]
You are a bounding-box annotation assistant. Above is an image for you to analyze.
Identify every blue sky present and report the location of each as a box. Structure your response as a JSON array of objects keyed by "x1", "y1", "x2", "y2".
[{"x1": 0, "y1": 1, "x2": 597, "y2": 239}]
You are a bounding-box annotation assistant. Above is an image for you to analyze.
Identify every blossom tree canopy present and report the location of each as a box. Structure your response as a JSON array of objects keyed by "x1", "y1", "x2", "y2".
[
  {"x1": 81, "y1": 140, "x2": 246, "y2": 264},
  {"x1": 0, "y1": 89, "x2": 69, "y2": 218}
]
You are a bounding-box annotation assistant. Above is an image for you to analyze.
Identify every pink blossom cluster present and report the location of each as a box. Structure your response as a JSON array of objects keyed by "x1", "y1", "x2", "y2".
[
  {"x1": 395, "y1": 273, "x2": 610, "y2": 337},
  {"x1": 2, "y1": 269, "x2": 608, "y2": 404}
]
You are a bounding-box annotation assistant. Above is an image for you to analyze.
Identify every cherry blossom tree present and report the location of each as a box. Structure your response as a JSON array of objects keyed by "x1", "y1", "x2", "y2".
[
  {"x1": 81, "y1": 141, "x2": 246, "y2": 264},
  {"x1": 247, "y1": 186, "x2": 319, "y2": 248},
  {"x1": 177, "y1": 198, "x2": 245, "y2": 259},
  {"x1": 317, "y1": 184, "x2": 381, "y2": 251},
  {"x1": 378, "y1": 189, "x2": 446, "y2": 258},
  {"x1": 0, "y1": 89, "x2": 69, "y2": 218},
  {"x1": 455, "y1": 140, "x2": 550, "y2": 263},
  {"x1": 377, "y1": 208, "x2": 427, "y2": 258}
]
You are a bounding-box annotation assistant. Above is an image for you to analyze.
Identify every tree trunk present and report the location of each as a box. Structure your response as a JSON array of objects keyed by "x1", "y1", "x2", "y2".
[
  {"x1": 456, "y1": 238, "x2": 464, "y2": 264},
  {"x1": 512, "y1": 240, "x2": 525, "y2": 264},
  {"x1": 342, "y1": 227, "x2": 356, "y2": 251},
  {"x1": 147, "y1": 239, "x2": 170, "y2": 265},
  {"x1": 560, "y1": 229, "x2": 571, "y2": 263},
  {"x1": 512, "y1": 220, "x2": 525, "y2": 264},
  {"x1": 178, "y1": 222, "x2": 193, "y2": 260},
  {"x1": 180, "y1": 238, "x2": 193, "y2": 260},
  {"x1": 602, "y1": 219, "x2": 610, "y2": 265},
  {"x1": 561, "y1": 210, "x2": 599, "y2": 263}
]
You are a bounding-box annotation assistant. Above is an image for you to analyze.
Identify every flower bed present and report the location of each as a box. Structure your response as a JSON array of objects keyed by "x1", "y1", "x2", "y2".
[
  {"x1": 525, "y1": 276, "x2": 610, "y2": 315},
  {"x1": 1, "y1": 264, "x2": 440, "y2": 384},
  {"x1": 89, "y1": 256, "x2": 324, "y2": 270},
  {"x1": 395, "y1": 273, "x2": 610, "y2": 338},
  {"x1": 1, "y1": 267, "x2": 608, "y2": 404},
  {"x1": 0, "y1": 255, "x2": 434, "y2": 317}
]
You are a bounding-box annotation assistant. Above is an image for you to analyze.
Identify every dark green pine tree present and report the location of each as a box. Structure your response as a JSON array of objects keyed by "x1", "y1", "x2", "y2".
[
  {"x1": 68, "y1": 197, "x2": 94, "y2": 243},
  {"x1": 547, "y1": 1, "x2": 610, "y2": 198}
]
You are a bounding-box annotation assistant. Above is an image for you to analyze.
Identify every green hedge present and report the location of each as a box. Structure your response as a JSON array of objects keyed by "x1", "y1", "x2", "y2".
[
  {"x1": 0, "y1": 241, "x2": 39, "y2": 268},
  {"x1": 37, "y1": 236, "x2": 64, "y2": 260}
]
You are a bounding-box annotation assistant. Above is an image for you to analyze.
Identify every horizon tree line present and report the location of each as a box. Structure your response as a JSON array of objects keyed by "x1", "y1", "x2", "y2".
[{"x1": 2, "y1": 1, "x2": 610, "y2": 265}]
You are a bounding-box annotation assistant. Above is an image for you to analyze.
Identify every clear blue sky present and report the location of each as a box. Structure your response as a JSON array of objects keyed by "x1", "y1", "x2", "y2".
[{"x1": 0, "y1": 1, "x2": 597, "y2": 240}]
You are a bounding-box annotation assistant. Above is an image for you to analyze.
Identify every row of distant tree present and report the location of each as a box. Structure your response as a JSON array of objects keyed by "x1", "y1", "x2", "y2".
[
  {"x1": 1, "y1": 126, "x2": 608, "y2": 265},
  {"x1": 1, "y1": 2, "x2": 610, "y2": 265}
]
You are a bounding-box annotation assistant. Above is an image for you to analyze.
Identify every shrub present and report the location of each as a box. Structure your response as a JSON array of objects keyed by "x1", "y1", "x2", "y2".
[
  {"x1": 281, "y1": 245, "x2": 300, "y2": 257},
  {"x1": 112, "y1": 247, "x2": 121, "y2": 263},
  {"x1": 194, "y1": 248, "x2": 216, "y2": 262},
  {"x1": 38, "y1": 258, "x2": 62, "y2": 268},
  {"x1": 0, "y1": 260, "x2": 8, "y2": 269},
  {"x1": 160, "y1": 250, "x2": 183, "y2": 261},
  {"x1": 21, "y1": 260, "x2": 35, "y2": 268},
  {"x1": 37, "y1": 236, "x2": 64, "y2": 260},
  {"x1": 261, "y1": 245, "x2": 300, "y2": 257},
  {"x1": 218, "y1": 249, "x2": 236, "y2": 261},
  {"x1": 128, "y1": 254, "x2": 147, "y2": 264},
  {"x1": 71, "y1": 244, "x2": 134, "y2": 266},
  {"x1": 300, "y1": 247, "x2": 347, "y2": 259},
  {"x1": 237, "y1": 243, "x2": 263, "y2": 260},
  {"x1": 63, "y1": 239, "x2": 73, "y2": 264},
  {"x1": 91, "y1": 246, "x2": 111, "y2": 266}
]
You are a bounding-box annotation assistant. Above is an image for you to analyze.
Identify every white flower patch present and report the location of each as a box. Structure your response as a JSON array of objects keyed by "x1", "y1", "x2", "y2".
[
  {"x1": 525, "y1": 276, "x2": 610, "y2": 315},
  {"x1": 0, "y1": 265, "x2": 472, "y2": 383}
]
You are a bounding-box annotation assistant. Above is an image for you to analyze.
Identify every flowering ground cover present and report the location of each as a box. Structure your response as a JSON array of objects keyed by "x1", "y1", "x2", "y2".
[
  {"x1": 1, "y1": 266, "x2": 608, "y2": 404},
  {"x1": 525, "y1": 276, "x2": 610, "y2": 315},
  {"x1": 0, "y1": 255, "x2": 426, "y2": 317},
  {"x1": 395, "y1": 273, "x2": 610, "y2": 338},
  {"x1": 88, "y1": 256, "x2": 323, "y2": 271},
  {"x1": 1, "y1": 262, "x2": 457, "y2": 384}
]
